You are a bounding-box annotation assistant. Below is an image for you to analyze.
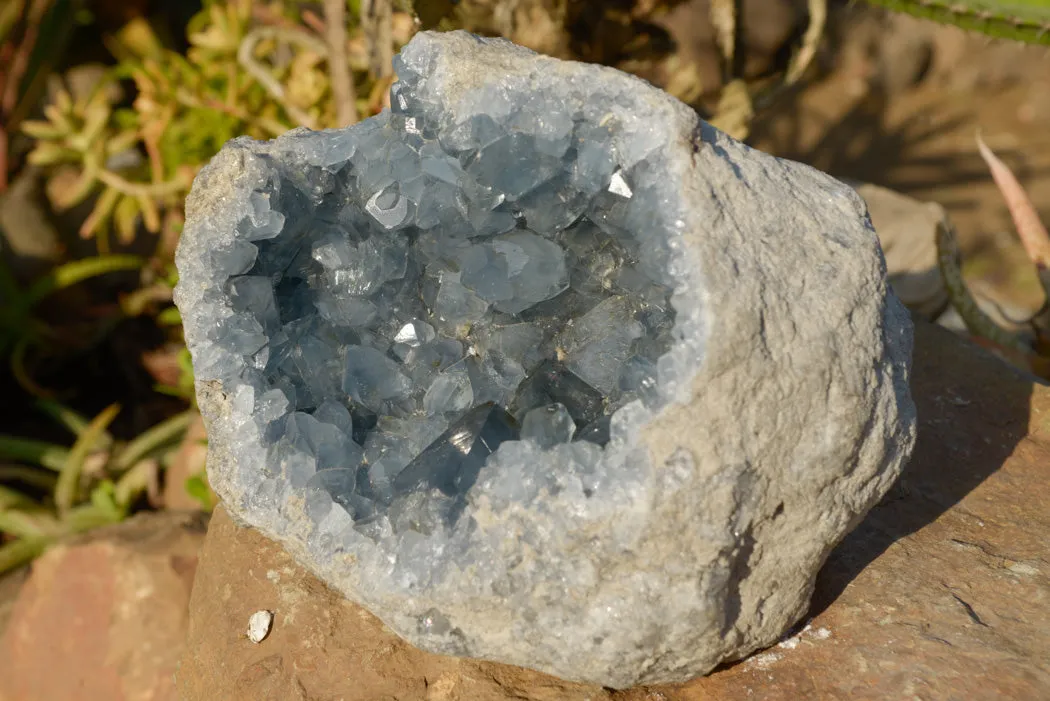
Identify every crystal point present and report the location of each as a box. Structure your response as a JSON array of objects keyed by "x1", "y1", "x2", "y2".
[{"x1": 392, "y1": 402, "x2": 519, "y2": 499}]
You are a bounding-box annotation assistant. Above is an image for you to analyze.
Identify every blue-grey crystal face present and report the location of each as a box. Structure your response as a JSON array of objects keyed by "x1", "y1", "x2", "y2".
[{"x1": 217, "y1": 71, "x2": 677, "y2": 539}]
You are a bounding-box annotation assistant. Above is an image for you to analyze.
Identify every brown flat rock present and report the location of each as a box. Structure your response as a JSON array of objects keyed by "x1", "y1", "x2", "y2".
[
  {"x1": 177, "y1": 320, "x2": 1050, "y2": 700},
  {"x1": 0, "y1": 511, "x2": 207, "y2": 701},
  {"x1": 176, "y1": 505, "x2": 611, "y2": 701}
]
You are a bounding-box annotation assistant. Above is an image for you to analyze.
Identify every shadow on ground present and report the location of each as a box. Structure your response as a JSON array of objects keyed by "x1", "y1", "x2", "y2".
[{"x1": 811, "y1": 318, "x2": 1039, "y2": 616}]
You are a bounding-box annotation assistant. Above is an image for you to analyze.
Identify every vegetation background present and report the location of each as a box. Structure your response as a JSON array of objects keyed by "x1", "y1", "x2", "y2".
[{"x1": 1, "y1": 0, "x2": 1048, "y2": 572}]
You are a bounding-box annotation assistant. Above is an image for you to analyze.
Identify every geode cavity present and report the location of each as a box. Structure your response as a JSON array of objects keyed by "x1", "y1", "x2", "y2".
[{"x1": 174, "y1": 30, "x2": 916, "y2": 688}]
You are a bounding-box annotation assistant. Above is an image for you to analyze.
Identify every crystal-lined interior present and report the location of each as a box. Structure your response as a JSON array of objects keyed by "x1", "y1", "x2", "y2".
[{"x1": 208, "y1": 67, "x2": 677, "y2": 539}]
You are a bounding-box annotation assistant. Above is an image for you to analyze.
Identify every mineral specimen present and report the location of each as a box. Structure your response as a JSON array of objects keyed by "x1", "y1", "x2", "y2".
[{"x1": 174, "y1": 31, "x2": 917, "y2": 688}]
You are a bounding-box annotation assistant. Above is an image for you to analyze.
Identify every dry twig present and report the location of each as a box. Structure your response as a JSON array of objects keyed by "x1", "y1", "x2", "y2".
[
  {"x1": 323, "y1": 0, "x2": 359, "y2": 126},
  {"x1": 237, "y1": 26, "x2": 329, "y2": 129},
  {"x1": 785, "y1": 0, "x2": 827, "y2": 85},
  {"x1": 0, "y1": 0, "x2": 51, "y2": 192},
  {"x1": 709, "y1": 0, "x2": 738, "y2": 84},
  {"x1": 360, "y1": 0, "x2": 394, "y2": 79}
]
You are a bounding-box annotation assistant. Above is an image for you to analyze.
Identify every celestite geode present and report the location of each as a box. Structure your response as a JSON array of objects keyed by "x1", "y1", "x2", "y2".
[{"x1": 174, "y1": 31, "x2": 916, "y2": 688}]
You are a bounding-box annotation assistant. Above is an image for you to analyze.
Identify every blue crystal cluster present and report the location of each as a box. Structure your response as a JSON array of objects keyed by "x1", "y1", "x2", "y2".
[{"x1": 189, "y1": 52, "x2": 678, "y2": 539}]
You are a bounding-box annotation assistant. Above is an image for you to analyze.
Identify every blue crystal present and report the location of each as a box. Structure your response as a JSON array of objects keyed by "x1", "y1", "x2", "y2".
[
  {"x1": 510, "y1": 359, "x2": 605, "y2": 427},
  {"x1": 343, "y1": 346, "x2": 412, "y2": 411},
  {"x1": 521, "y1": 403, "x2": 576, "y2": 449},
  {"x1": 227, "y1": 276, "x2": 280, "y2": 333},
  {"x1": 392, "y1": 402, "x2": 519, "y2": 499},
  {"x1": 180, "y1": 57, "x2": 681, "y2": 537}
]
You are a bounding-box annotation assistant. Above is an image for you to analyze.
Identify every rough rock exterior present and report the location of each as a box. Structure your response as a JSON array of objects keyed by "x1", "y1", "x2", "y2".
[{"x1": 174, "y1": 30, "x2": 916, "y2": 686}]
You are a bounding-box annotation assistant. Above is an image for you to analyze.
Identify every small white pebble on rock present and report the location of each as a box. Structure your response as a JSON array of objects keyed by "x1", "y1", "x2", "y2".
[{"x1": 247, "y1": 610, "x2": 274, "y2": 643}]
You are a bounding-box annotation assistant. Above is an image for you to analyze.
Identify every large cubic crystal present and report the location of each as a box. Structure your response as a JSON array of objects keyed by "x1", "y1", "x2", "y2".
[{"x1": 175, "y1": 31, "x2": 916, "y2": 688}]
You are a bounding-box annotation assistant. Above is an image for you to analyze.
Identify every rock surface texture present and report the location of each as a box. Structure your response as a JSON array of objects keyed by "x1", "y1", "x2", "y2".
[
  {"x1": 0, "y1": 512, "x2": 206, "y2": 701},
  {"x1": 176, "y1": 321, "x2": 1050, "y2": 701},
  {"x1": 173, "y1": 30, "x2": 916, "y2": 686}
]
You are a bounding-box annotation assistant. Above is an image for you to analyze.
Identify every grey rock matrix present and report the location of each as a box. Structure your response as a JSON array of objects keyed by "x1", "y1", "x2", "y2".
[{"x1": 174, "y1": 30, "x2": 917, "y2": 688}]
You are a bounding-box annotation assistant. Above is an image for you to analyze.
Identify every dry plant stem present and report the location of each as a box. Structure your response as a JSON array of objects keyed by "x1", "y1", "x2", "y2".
[
  {"x1": 0, "y1": 0, "x2": 48, "y2": 116},
  {"x1": 361, "y1": 0, "x2": 394, "y2": 79},
  {"x1": 710, "y1": 79, "x2": 753, "y2": 141},
  {"x1": 708, "y1": 0, "x2": 754, "y2": 140},
  {"x1": 300, "y1": 9, "x2": 328, "y2": 40},
  {"x1": 142, "y1": 114, "x2": 168, "y2": 190},
  {"x1": 97, "y1": 167, "x2": 183, "y2": 198},
  {"x1": 377, "y1": 0, "x2": 394, "y2": 79},
  {"x1": 0, "y1": 0, "x2": 50, "y2": 191},
  {"x1": 785, "y1": 0, "x2": 827, "y2": 84},
  {"x1": 114, "y1": 458, "x2": 160, "y2": 508},
  {"x1": 709, "y1": 0, "x2": 738, "y2": 84},
  {"x1": 935, "y1": 217, "x2": 1030, "y2": 354},
  {"x1": 237, "y1": 26, "x2": 329, "y2": 130},
  {"x1": 752, "y1": 0, "x2": 826, "y2": 114},
  {"x1": 173, "y1": 88, "x2": 287, "y2": 137},
  {"x1": 323, "y1": 0, "x2": 359, "y2": 126},
  {"x1": 975, "y1": 130, "x2": 1050, "y2": 302},
  {"x1": 0, "y1": 127, "x2": 8, "y2": 192},
  {"x1": 489, "y1": 0, "x2": 521, "y2": 38}
]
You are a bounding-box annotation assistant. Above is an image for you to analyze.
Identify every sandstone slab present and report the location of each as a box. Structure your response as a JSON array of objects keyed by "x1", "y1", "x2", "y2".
[{"x1": 0, "y1": 511, "x2": 207, "y2": 701}]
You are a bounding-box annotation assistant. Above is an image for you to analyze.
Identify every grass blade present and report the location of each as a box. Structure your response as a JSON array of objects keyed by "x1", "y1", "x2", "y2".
[
  {"x1": 24, "y1": 254, "x2": 142, "y2": 305},
  {"x1": 36, "y1": 399, "x2": 92, "y2": 434},
  {"x1": 0, "y1": 507, "x2": 58, "y2": 538},
  {"x1": 0, "y1": 484, "x2": 36, "y2": 509},
  {"x1": 0, "y1": 465, "x2": 58, "y2": 490},
  {"x1": 63, "y1": 502, "x2": 124, "y2": 534},
  {"x1": 54, "y1": 403, "x2": 120, "y2": 514},
  {"x1": 112, "y1": 409, "x2": 194, "y2": 473},
  {"x1": 0, "y1": 435, "x2": 69, "y2": 471},
  {"x1": 0, "y1": 537, "x2": 49, "y2": 574},
  {"x1": 35, "y1": 399, "x2": 114, "y2": 449}
]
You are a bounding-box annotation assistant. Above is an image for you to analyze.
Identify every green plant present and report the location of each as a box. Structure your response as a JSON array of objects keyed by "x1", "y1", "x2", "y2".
[
  {"x1": 185, "y1": 471, "x2": 216, "y2": 511},
  {"x1": 937, "y1": 133, "x2": 1050, "y2": 378},
  {"x1": 863, "y1": 0, "x2": 1050, "y2": 45},
  {"x1": 20, "y1": 0, "x2": 399, "y2": 255},
  {"x1": 0, "y1": 253, "x2": 144, "y2": 394},
  {"x1": 1, "y1": 3, "x2": 413, "y2": 569},
  {"x1": 0, "y1": 0, "x2": 81, "y2": 191},
  {"x1": 0, "y1": 401, "x2": 195, "y2": 573}
]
